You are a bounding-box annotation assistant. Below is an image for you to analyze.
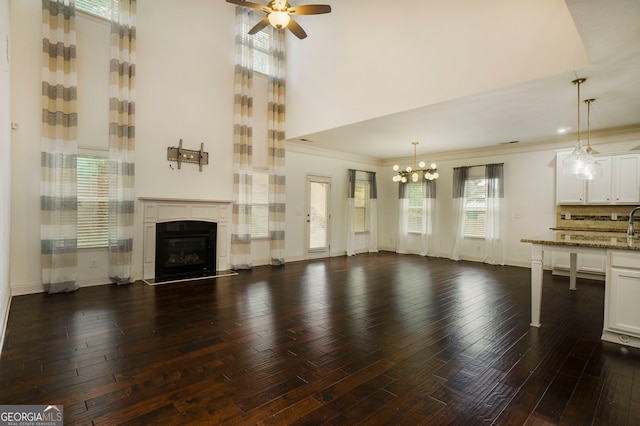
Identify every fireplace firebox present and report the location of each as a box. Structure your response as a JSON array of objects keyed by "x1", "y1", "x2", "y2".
[{"x1": 155, "y1": 220, "x2": 217, "y2": 282}]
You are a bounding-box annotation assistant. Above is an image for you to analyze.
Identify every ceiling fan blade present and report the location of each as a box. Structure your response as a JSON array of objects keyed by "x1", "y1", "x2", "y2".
[
  {"x1": 248, "y1": 17, "x2": 270, "y2": 34},
  {"x1": 288, "y1": 4, "x2": 331, "y2": 15},
  {"x1": 287, "y1": 17, "x2": 308, "y2": 39},
  {"x1": 226, "y1": 0, "x2": 270, "y2": 13}
]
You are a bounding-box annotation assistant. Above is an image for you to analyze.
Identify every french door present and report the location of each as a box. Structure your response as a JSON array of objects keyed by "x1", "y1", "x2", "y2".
[{"x1": 306, "y1": 175, "x2": 331, "y2": 259}]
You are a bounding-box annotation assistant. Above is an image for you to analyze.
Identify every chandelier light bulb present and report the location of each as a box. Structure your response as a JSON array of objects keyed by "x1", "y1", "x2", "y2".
[
  {"x1": 418, "y1": 161, "x2": 426, "y2": 168},
  {"x1": 393, "y1": 165, "x2": 399, "y2": 172},
  {"x1": 406, "y1": 166, "x2": 412, "y2": 173},
  {"x1": 430, "y1": 163, "x2": 437, "y2": 169},
  {"x1": 401, "y1": 176, "x2": 407, "y2": 183},
  {"x1": 411, "y1": 173, "x2": 419, "y2": 182},
  {"x1": 433, "y1": 172, "x2": 439, "y2": 179}
]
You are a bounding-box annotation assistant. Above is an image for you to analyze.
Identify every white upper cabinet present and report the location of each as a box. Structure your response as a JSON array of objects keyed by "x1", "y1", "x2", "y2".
[
  {"x1": 557, "y1": 152, "x2": 640, "y2": 205},
  {"x1": 614, "y1": 154, "x2": 640, "y2": 203},
  {"x1": 556, "y1": 152, "x2": 586, "y2": 204},
  {"x1": 587, "y1": 154, "x2": 640, "y2": 204}
]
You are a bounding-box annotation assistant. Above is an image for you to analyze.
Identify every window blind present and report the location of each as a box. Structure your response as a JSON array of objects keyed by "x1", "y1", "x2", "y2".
[
  {"x1": 464, "y1": 178, "x2": 487, "y2": 237},
  {"x1": 240, "y1": 21, "x2": 271, "y2": 75},
  {"x1": 77, "y1": 154, "x2": 110, "y2": 248},
  {"x1": 75, "y1": 0, "x2": 112, "y2": 19},
  {"x1": 407, "y1": 182, "x2": 423, "y2": 233}
]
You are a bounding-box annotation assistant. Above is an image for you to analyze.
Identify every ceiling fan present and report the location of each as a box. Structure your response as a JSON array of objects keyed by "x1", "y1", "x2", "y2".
[{"x1": 226, "y1": 0, "x2": 331, "y2": 39}]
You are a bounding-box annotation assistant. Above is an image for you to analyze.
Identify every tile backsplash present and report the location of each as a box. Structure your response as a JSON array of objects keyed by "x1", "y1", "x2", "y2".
[{"x1": 556, "y1": 205, "x2": 640, "y2": 231}]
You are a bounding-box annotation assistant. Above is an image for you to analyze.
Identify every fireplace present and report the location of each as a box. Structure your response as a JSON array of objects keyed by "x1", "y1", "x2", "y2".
[{"x1": 155, "y1": 220, "x2": 217, "y2": 282}]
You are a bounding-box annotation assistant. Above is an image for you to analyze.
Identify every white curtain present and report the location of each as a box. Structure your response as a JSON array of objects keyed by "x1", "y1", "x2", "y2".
[
  {"x1": 267, "y1": 25, "x2": 286, "y2": 266},
  {"x1": 41, "y1": 0, "x2": 78, "y2": 294},
  {"x1": 367, "y1": 171, "x2": 378, "y2": 252},
  {"x1": 420, "y1": 179, "x2": 436, "y2": 256},
  {"x1": 108, "y1": 0, "x2": 136, "y2": 285},
  {"x1": 396, "y1": 183, "x2": 409, "y2": 254},
  {"x1": 346, "y1": 169, "x2": 356, "y2": 256},
  {"x1": 484, "y1": 163, "x2": 505, "y2": 265},
  {"x1": 450, "y1": 166, "x2": 469, "y2": 261},
  {"x1": 230, "y1": 6, "x2": 254, "y2": 270},
  {"x1": 396, "y1": 180, "x2": 436, "y2": 256}
]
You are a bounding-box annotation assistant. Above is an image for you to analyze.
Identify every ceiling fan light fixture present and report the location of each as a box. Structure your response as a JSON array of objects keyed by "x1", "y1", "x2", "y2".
[{"x1": 268, "y1": 10, "x2": 290, "y2": 28}]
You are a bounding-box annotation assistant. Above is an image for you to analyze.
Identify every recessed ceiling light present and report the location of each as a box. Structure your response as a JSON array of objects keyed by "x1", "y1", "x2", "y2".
[{"x1": 557, "y1": 127, "x2": 572, "y2": 134}]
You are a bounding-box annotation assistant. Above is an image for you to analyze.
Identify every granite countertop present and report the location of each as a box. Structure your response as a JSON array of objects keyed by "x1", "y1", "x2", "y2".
[{"x1": 521, "y1": 230, "x2": 640, "y2": 251}]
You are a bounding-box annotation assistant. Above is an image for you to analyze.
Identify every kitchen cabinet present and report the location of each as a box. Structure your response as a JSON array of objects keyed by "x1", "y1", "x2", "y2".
[
  {"x1": 557, "y1": 152, "x2": 640, "y2": 205},
  {"x1": 603, "y1": 250, "x2": 640, "y2": 347},
  {"x1": 587, "y1": 154, "x2": 640, "y2": 204},
  {"x1": 521, "y1": 231, "x2": 640, "y2": 348},
  {"x1": 556, "y1": 152, "x2": 586, "y2": 204}
]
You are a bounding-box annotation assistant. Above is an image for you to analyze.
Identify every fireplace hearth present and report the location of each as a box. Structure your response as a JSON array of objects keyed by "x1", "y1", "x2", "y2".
[{"x1": 155, "y1": 220, "x2": 217, "y2": 282}]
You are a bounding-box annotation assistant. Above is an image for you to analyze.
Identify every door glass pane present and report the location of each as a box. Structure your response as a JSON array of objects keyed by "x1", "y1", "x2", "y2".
[{"x1": 309, "y1": 182, "x2": 328, "y2": 250}]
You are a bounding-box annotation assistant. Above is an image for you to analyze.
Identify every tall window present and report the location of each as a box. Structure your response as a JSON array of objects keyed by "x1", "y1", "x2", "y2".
[
  {"x1": 76, "y1": 0, "x2": 112, "y2": 19},
  {"x1": 252, "y1": 169, "x2": 269, "y2": 239},
  {"x1": 464, "y1": 168, "x2": 487, "y2": 237},
  {"x1": 240, "y1": 21, "x2": 271, "y2": 75},
  {"x1": 77, "y1": 153, "x2": 110, "y2": 248},
  {"x1": 407, "y1": 182, "x2": 423, "y2": 233},
  {"x1": 354, "y1": 181, "x2": 369, "y2": 233}
]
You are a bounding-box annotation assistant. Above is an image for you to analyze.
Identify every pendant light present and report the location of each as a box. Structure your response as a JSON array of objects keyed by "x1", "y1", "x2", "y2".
[
  {"x1": 391, "y1": 142, "x2": 439, "y2": 183},
  {"x1": 562, "y1": 78, "x2": 598, "y2": 180}
]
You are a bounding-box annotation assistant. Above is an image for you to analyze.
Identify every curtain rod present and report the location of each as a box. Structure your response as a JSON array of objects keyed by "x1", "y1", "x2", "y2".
[
  {"x1": 455, "y1": 162, "x2": 504, "y2": 169},
  {"x1": 349, "y1": 168, "x2": 375, "y2": 173}
]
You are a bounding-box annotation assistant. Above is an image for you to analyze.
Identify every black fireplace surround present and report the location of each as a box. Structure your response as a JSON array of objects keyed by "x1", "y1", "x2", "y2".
[{"x1": 155, "y1": 220, "x2": 217, "y2": 282}]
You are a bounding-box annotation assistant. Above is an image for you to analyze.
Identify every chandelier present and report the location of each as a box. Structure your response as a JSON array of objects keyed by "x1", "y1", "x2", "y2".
[
  {"x1": 562, "y1": 78, "x2": 600, "y2": 180},
  {"x1": 391, "y1": 142, "x2": 439, "y2": 183}
]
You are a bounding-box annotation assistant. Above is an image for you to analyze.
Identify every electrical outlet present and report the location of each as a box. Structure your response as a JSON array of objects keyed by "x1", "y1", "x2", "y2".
[
  {"x1": 564, "y1": 212, "x2": 571, "y2": 220},
  {"x1": 90, "y1": 259, "x2": 97, "y2": 268},
  {"x1": 612, "y1": 213, "x2": 617, "y2": 220}
]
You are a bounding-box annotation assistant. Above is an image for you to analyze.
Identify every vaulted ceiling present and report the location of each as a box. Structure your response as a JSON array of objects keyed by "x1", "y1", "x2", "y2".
[{"x1": 284, "y1": 0, "x2": 640, "y2": 161}]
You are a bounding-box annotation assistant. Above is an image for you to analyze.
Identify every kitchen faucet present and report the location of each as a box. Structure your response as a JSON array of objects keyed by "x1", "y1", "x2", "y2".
[{"x1": 628, "y1": 206, "x2": 640, "y2": 237}]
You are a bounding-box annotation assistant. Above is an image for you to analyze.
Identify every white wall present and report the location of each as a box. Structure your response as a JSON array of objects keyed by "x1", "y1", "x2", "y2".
[
  {"x1": 286, "y1": 0, "x2": 590, "y2": 139},
  {"x1": 8, "y1": 0, "x2": 640, "y2": 296},
  {"x1": 0, "y1": 0, "x2": 12, "y2": 345},
  {"x1": 379, "y1": 132, "x2": 640, "y2": 268},
  {"x1": 9, "y1": 0, "x2": 238, "y2": 294}
]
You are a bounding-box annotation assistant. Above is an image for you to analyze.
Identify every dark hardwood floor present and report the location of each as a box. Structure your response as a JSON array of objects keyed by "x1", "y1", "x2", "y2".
[{"x1": 1, "y1": 252, "x2": 639, "y2": 425}]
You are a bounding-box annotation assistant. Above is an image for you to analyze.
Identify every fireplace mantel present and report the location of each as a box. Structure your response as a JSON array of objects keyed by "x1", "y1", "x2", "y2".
[{"x1": 140, "y1": 198, "x2": 233, "y2": 279}]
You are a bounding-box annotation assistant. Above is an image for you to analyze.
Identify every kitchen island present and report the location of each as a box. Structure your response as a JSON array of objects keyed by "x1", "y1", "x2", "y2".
[{"x1": 521, "y1": 230, "x2": 640, "y2": 348}]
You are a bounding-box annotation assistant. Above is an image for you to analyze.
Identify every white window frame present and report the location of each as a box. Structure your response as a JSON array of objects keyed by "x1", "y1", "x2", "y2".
[
  {"x1": 77, "y1": 150, "x2": 110, "y2": 248},
  {"x1": 354, "y1": 180, "x2": 370, "y2": 234},
  {"x1": 463, "y1": 167, "x2": 487, "y2": 238},
  {"x1": 251, "y1": 168, "x2": 269, "y2": 239}
]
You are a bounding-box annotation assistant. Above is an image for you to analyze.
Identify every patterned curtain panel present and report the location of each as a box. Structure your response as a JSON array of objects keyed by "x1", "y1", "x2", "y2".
[
  {"x1": 484, "y1": 163, "x2": 505, "y2": 265},
  {"x1": 108, "y1": 0, "x2": 136, "y2": 285},
  {"x1": 41, "y1": 0, "x2": 78, "y2": 294},
  {"x1": 267, "y1": 26, "x2": 286, "y2": 266},
  {"x1": 367, "y1": 171, "x2": 378, "y2": 252},
  {"x1": 345, "y1": 169, "x2": 356, "y2": 256},
  {"x1": 450, "y1": 166, "x2": 469, "y2": 260},
  {"x1": 231, "y1": 6, "x2": 254, "y2": 270}
]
